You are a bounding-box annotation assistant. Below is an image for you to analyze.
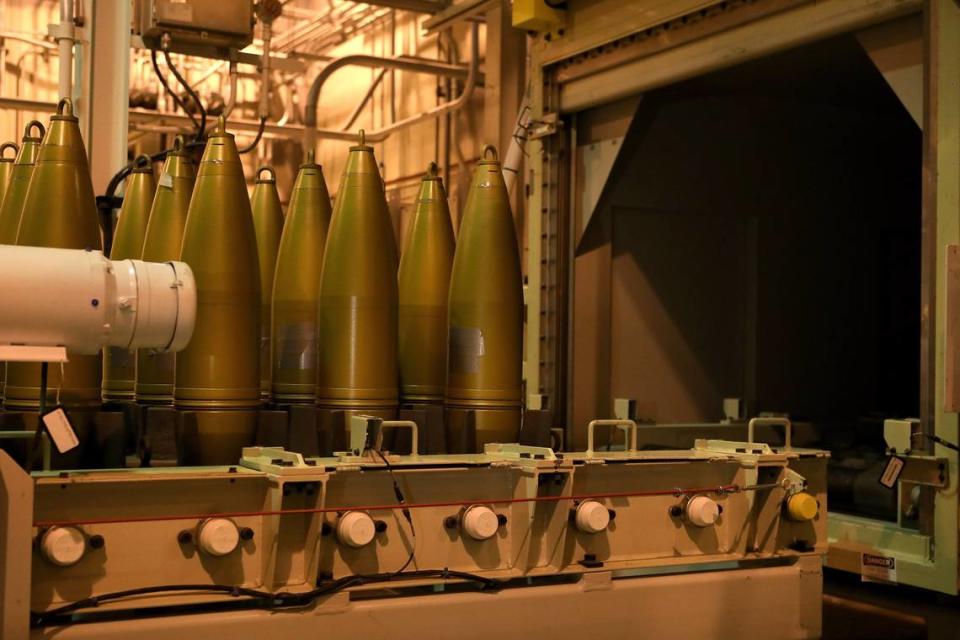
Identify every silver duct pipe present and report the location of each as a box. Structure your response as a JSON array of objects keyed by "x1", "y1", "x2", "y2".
[
  {"x1": 303, "y1": 22, "x2": 479, "y2": 149},
  {"x1": 0, "y1": 31, "x2": 57, "y2": 51},
  {"x1": 55, "y1": 0, "x2": 74, "y2": 100}
]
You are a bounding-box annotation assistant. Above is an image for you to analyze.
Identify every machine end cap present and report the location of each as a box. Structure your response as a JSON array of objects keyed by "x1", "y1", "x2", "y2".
[
  {"x1": 40, "y1": 526, "x2": 86, "y2": 567},
  {"x1": 685, "y1": 495, "x2": 720, "y2": 527},
  {"x1": 575, "y1": 500, "x2": 611, "y2": 533},
  {"x1": 785, "y1": 493, "x2": 818, "y2": 522},
  {"x1": 462, "y1": 505, "x2": 499, "y2": 541},
  {"x1": 198, "y1": 518, "x2": 240, "y2": 556},
  {"x1": 337, "y1": 511, "x2": 377, "y2": 548}
]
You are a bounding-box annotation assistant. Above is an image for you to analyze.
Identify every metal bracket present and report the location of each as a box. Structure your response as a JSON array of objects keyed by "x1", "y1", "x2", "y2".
[
  {"x1": 423, "y1": 0, "x2": 492, "y2": 32},
  {"x1": 346, "y1": 415, "x2": 420, "y2": 458},
  {"x1": 240, "y1": 446, "x2": 323, "y2": 475},
  {"x1": 484, "y1": 442, "x2": 558, "y2": 462},
  {"x1": 896, "y1": 455, "x2": 950, "y2": 488},
  {"x1": 747, "y1": 416, "x2": 792, "y2": 449},
  {"x1": 130, "y1": 35, "x2": 307, "y2": 73},
  {"x1": 528, "y1": 112, "x2": 561, "y2": 140},
  {"x1": 781, "y1": 468, "x2": 806, "y2": 495},
  {"x1": 693, "y1": 439, "x2": 778, "y2": 470},
  {"x1": 585, "y1": 419, "x2": 637, "y2": 455}
]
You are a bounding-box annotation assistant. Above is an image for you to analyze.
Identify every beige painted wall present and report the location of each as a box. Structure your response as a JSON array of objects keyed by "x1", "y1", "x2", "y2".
[{"x1": 0, "y1": 0, "x2": 60, "y2": 142}]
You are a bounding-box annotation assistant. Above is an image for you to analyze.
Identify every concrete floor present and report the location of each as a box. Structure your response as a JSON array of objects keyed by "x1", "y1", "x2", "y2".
[{"x1": 823, "y1": 568, "x2": 960, "y2": 639}]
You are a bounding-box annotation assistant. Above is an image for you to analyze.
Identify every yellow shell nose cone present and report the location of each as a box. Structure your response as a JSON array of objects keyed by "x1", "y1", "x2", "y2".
[{"x1": 786, "y1": 492, "x2": 818, "y2": 522}]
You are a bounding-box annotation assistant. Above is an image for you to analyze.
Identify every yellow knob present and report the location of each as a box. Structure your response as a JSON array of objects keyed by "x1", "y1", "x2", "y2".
[{"x1": 786, "y1": 493, "x2": 818, "y2": 522}]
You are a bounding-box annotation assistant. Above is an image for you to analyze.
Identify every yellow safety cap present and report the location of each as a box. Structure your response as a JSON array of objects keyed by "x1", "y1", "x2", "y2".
[{"x1": 786, "y1": 493, "x2": 818, "y2": 522}]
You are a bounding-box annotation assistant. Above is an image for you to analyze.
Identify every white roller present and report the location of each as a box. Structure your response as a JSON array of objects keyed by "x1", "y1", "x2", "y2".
[
  {"x1": 0, "y1": 245, "x2": 195, "y2": 355},
  {"x1": 197, "y1": 518, "x2": 240, "y2": 556},
  {"x1": 337, "y1": 511, "x2": 376, "y2": 548},
  {"x1": 575, "y1": 500, "x2": 610, "y2": 534},
  {"x1": 461, "y1": 505, "x2": 499, "y2": 541},
  {"x1": 40, "y1": 526, "x2": 86, "y2": 566},
  {"x1": 685, "y1": 495, "x2": 720, "y2": 528}
]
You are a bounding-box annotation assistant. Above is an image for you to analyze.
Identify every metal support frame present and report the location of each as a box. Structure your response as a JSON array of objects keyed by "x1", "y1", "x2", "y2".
[
  {"x1": 558, "y1": 0, "x2": 922, "y2": 113},
  {"x1": 13, "y1": 556, "x2": 825, "y2": 639},
  {"x1": 361, "y1": 0, "x2": 448, "y2": 12},
  {"x1": 827, "y1": 0, "x2": 960, "y2": 595},
  {"x1": 128, "y1": 109, "x2": 302, "y2": 140},
  {"x1": 522, "y1": 0, "x2": 956, "y2": 594},
  {"x1": 12, "y1": 439, "x2": 826, "y2": 638},
  {"x1": 0, "y1": 450, "x2": 33, "y2": 639},
  {"x1": 423, "y1": 0, "x2": 492, "y2": 32},
  {"x1": 524, "y1": 64, "x2": 568, "y2": 426},
  {"x1": 130, "y1": 36, "x2": 307, "y2": 74}
]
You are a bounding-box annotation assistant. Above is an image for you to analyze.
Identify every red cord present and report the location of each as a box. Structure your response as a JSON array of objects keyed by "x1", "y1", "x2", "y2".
[{"x1": 33, "y1": 485, "x2": 740, "y2": 528}]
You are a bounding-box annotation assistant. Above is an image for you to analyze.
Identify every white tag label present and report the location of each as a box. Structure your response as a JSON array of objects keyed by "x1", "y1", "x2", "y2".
[
  {"x1": 861, "y1": 553, "x2": 897, "y2": 584},
  {"x1": 159, "y1": 174, "x2": 174, "y2": 189},
  {"x1": 42, "y1": 408, "x2": 79, "y2": 454},
  {"x1": 879, "y1": 456, "x2": 905, "y2": 489}
]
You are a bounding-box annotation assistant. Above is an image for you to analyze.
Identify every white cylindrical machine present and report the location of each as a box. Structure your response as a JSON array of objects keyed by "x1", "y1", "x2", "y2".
[{"x1": 0, "y1": 246, "x2": 196, "y2": 355}]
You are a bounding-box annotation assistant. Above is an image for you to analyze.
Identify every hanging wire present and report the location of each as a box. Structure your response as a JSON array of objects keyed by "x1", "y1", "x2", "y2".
[
  {"x1": 237, "y1": 116, "x2": 268, "y2": 154},
  {"x1": 162, "y1": 48, "x2": 207, "y2": 142},
  {"x1": 149, "y1": 49, "x2": 200, "y2": 133}
]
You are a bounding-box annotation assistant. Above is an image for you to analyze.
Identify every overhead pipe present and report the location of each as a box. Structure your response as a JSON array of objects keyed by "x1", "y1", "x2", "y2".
[
  {"x1": 443, "y1": 29, "x2": 468, "y2": 219},
  {"x1": 304, "y1": 22, "x2": 479, "y2": 150},
  {"x1": 53, "y1": 0, "x2": 75, "y2": 100},
  {"x1": 275, "y1": 2, "x2": 368, "y2": 53},
  {"x1": 129, "y1": 108, "x2": 304, "y2": 140},
  {"x1": 191, "y1": 61, "x2": 237, "y2": 136},
  {"x1": 0, "y1": 31, "x2": 57, "y2": 51},
  {"x1": 222, "y1": 61, "x2": 238, "y2": 119},
  {"x1": 258, "y1": 21, "x2": 273, "y2": 120},
  {"x1": 0, "y1": 96, "x2": 58, "y2": 112}
]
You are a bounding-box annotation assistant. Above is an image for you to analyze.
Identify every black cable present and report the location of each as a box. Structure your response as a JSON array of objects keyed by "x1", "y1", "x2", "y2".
[
  {"x1": 912, "y1": 432, "x2": 960, "y2": 453},
  {"x1": 31, "y1": 568, "x2": 502, "y2": 627},
  {"x1": 162, "y1": 48, "x2": 206, "y2": 142},
  {"x1": 373, "y1": 447, "x2": 417, "y2": 575},
  {"x1": 237, "y1": 116, "x2": 268, "y2": 154},
  {"x1": 104, "y1": 139, "x2": 205, "y2": 198},
  {"x1": 33, "y1": 583, "x2": 279, "y2": 622},
  {"x1": 97, "y1": 140, "x2": 205, "y2": 254},
  {"x1": 150, "y1": 49, "x2": 199, "y2": 132}
]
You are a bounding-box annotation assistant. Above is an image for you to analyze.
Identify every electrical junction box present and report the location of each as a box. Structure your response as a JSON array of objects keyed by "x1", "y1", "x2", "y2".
[
  {"x1": 134, "y1": 0, "x2": 255, "y2": 50},
  {"x1": 513, "y1": 0, "x2": 564, "y2": 33}
]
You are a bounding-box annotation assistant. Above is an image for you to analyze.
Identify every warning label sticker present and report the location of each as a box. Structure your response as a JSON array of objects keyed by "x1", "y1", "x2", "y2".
[
  {"x1": 879, "y1": 456, "x2": 905, "y2": 489},
  {"x1": 861, "y1": 553, "x2": 897, "y2": 584}
]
